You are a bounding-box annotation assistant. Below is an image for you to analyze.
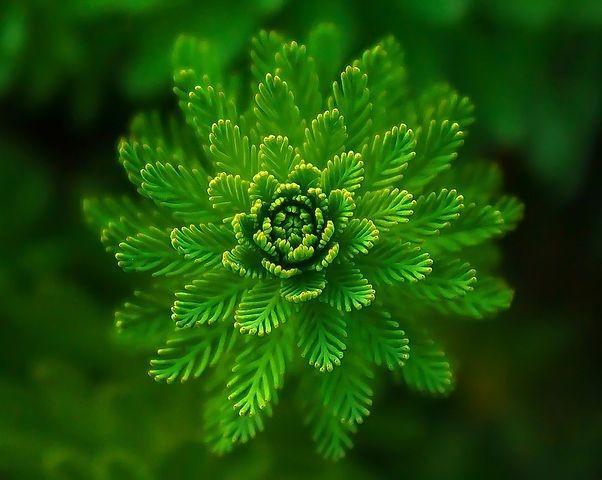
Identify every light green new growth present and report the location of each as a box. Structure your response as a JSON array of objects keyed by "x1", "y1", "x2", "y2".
[{"x1": 85, "y1": 26, "x2": 523, "y2": 460}]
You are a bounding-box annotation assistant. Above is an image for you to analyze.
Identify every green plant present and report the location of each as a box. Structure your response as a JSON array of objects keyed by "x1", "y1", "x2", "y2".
[{"x1": 85, "y1": 28, "x2": 522, "y2": 460}]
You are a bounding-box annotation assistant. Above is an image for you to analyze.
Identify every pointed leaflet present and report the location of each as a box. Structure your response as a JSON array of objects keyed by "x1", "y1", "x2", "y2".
[
  {"x1": 411, "y1": 83, "x2": 474, "y2": 135},
  {"x1": 403, "y1": 120, "x2": 465, "y2": 193},
  {"x1": 397, "y1": 189, "x2": 464, "y2": 243},
  {"x1": 227, "y1": 328, "x2": 293, "y2": 416},
  {"x1": 298, "y1": 302, "x2": 347, "y2": 372},
  {"x1": 250, "y1": 30, "x2": 284, "y2": 86},
  {"x1": 318, "y1": 350, "x2": 374, "y2": 424},
  {"x1": 254, "y1": 74, "x2": 304, "y2": 145},
  {"x1": 321, "y1": 263, "x2": 375, "y2": 312},
  {"x1": 288, "y1": 161, "x2": 321, "y2": 188},
  {"x1": 115, "y1": 284, "x2": 175, "y2": 344},
  {"x1": 354, "y1": 188, "x2": 414, "y2": 231},
  {"x1": 235, "y1": 278, "x2": 292, "y2": 335},
  {"x1": 353, "y1": 36, "x2": 407, "y2": 131},
  {"x1": 116, "y1": 226, "x2": 194, "y2": 277},
  {"x1": 404, "y1": 259, "x2": 477, "y2": 301},
  {"x1": 174, "y1": 72, "x2": 237, "y2": 150},
  {"x1": 259, "y1": 135, "x2": 301, "y2": 182},
  {"x1": 208, "y1": 120, "x2": 259, "y2": 178},
  {"x1": 149, "y1": 323, "x2": 235, "y2": 383},
  {"x1": 337, "y1": 218, "x2": 379, "y2": 260},
  {"x1": 301, "y1": 109, "x2": 347, "y2": 168},
  {"x1": 280, "y1": 269, "x2": 326, "y2": 303},
  {"x1": 249, "y1": 171, "x2": 279, "y2": 202},
  {"x1": 140, "y1": 162, "x2": 213, "y2": 223},
  {"x1": 222, "y1": 244, "x2": 266, "y2": 279},
  {"x1": 425, "y1": 202, "x2": 504, "y2": 252},
  {"x1": 431, "y1": 276, "x2": 514, "y2": 319},
  {"x1": 207, "y1": 173, "x2": 251, "y2": 220},
  {"x1": 274, "y1": 41, "x2": 322, "y2": 119},
  {"x1": 320, "y1": 151, "x2": 364, "y2": 194},
  {"x1": 329, "y1": 66, "x2": 372, "y2": 150},
  {"x1": 327, "y1": 189, "x2": 355, "y2": 234},
  {"x1": 356, "y1": 240, "x2": 432, "y2": 286},
  {"x1": 361, "y1": 124, "x2": 415, "y2": 191},
  {"x1": 171, "y1": 271, "x2": 248, "y2": 328},
  {"x1": 171, "y1": 223, "x2": 236, "y2": 269},
  {"x1": 402, "y1": 329, "x2": 454, "y2": 396},
  {"x1": 349, "y1": 308, "x2": 410, "y2": 370}
]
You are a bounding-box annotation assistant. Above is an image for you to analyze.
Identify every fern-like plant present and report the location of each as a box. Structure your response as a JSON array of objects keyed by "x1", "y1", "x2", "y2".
[{"x1": 85, "y1": 27, "x2": 523, "y2": 460}]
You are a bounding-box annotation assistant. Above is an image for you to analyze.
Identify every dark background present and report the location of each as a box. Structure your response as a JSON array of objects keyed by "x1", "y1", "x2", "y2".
[{"x1": 1, "y1": 0, "x2": 601, "y2": 478}]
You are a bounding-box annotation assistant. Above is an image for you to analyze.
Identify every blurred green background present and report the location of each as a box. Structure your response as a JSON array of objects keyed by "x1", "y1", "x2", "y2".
[{"x1": 1, "y1": 0, "x2": 601, "y2": 478}]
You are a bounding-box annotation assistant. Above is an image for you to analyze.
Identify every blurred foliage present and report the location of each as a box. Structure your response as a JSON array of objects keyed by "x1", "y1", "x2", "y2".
[{"x1": 0, "y1": 0, "x2": 601, "y2": 478}]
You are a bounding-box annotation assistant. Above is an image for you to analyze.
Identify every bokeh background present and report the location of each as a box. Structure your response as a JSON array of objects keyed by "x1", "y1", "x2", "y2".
[{"x1": 1, "y1": 0, "x2": 601, "y2": 478}]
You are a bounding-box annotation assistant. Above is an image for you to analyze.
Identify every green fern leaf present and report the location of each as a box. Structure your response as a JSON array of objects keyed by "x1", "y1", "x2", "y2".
[
  {"x1": 405, "y1": 259, "x2": 477, "y2": 301},
  {"x1": 280, "y1": 270, "x2": 326, "y2": 303},
  {"x1": 298, "y1": 302, "x2": 347, "y2": 372},
  {"x1": 140, "y1": 162, "x2": 212, "y2": 223},
  {"x1": 320, "y1": 151, "x2": 364, "y2": 193},
  {"x1": 208, "y1": 120, "x2": 259, "y2": 178},
  {"x1": 321, "y1": 263, "x2": 375, "y2": 312},
  {"x1": 402, "y1": 330, "x2": 454, "y2": 396},
  {"x1": 227, "y1": 329, "x2": 292, "y2": 416},
  {"x1": 149, "y1": 324, "x2": 235, "y2": 383},
  {"x1": 308, "y1": 406, "x2": 357, "y2": 461},
  {"x1": 235, "y1": 278, "x2": 291, "y2": 335},
  {"x1": 207, "y1": 172, "x2": 251, "y2": 219},
  {"x1": 357, "y1": 240, "x2": 432, "y2": 285},
  {"x1": 355, "y1": 188, "x2": 414, "y2": 231},
  {"x1": 258, "y1": 135, "x2": 301, "y2": 182},
  {"x1": 329, "y1": 66, "x2": 372, "y2": 150},
  {"x1": 361, "y1": 124, "x2": 415, "y2": 191},
  {"x1": 250, "y1": 30, "x2": 284, "y2": 86},
  {"x1": 254, "y1": 74, "x2": 304, "y2": 144},
  {"x1": 171, "y1": 271, "x2": 248, "y2": 328},
  {"x1": 170, "y1": 223, "x2": 235, "y2": 269},
  {"x1": 403, "y1": 120, "x2": 465, "y2": 193},
  {"x1": 337, "y1": 218, "x2": 379, "y2": 259},
  {"x1": 301, "y1": 109, "x2": 347, "y2": 168}
]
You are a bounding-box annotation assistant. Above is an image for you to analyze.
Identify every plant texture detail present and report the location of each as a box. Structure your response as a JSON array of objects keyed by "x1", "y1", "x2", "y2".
[{"x1": 85, "y1": 27, "x2": 523, "y2": 459}]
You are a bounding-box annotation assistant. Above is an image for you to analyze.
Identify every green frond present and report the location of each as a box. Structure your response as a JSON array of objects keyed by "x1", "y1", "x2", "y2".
[
  {"x1": 354, "y1": 188, "x2": 414, "y2": 231},
  {"x1": 171, "y1": 223, "x2": 236, "y2": 269},
  {"x1": 250, "y1": 30, "x2": 285, "y2": 86},
  {"x1": 114, "y1": 285, "x2": 175, "y2": 344},
  {"x1": 361, "y1": 124, "x2": 415, "y2": 191},
  {"x1": 275, "y1": 41, "x2": 322, "y2": 119},
  {"x1": 320, "y1": 151, "x2": 364, "y2": 193},
  {"x1": 280, "y1": 270, "x2": 326, "y2": 303},
  {"x1": 318, "y1": 351, "x2": 374, "y2": 424},
  {"x1": 204, "y1": 393, "x2": 270, "y2": 454},
  {"x1": 297, "y1": 302, "x2": 347, "y2": 372},
  {"x1": 301, "y1": 109, "x2": 347, "y2": 169},
  {"x1": 227, "y1": 329, "x2": 293, "y2": 416},
  {"x1": 329, "y1": 66, "x2": 372, "y2": 150},
  {"x1": 99, "y1": 207, "x2": 169, "y2": 254},
  {"x1": 397, "y1": 188, "x2": 464, "y2": 243},
  {"x1": 405, "y1": 259, "x2": 477, "y2": 301},
  {"x1": 139, "y1": 161, "x2": 213, "y2": 223},
  {"x1": 321, "y1": 263, "x2": 375, "y2": 312},
  {"x1": 207, "y1": 172, "x2": 251, "y2": 220},
  {"x1": 353, "y1": 37, "x2": 407, "y2": 131},
  {"x1": 288, "y1": 161, "x2": 321, "y2": 188},
  {"x1": 437, "y1": 161, "x2": 503, "y2": 203},
  {"x1": 327, "y1": 189, "x2": 356, "y2": 234},
  {"x1": 357, "y1": 240, "x2": 432, "y2": 285},
  {"x1": 149, "y1": 324, "x2": 235, "y2": 383},
  {"x1": 350, "y1": 307, "x2": 410, "y2": 370},
  {"x1": 83, "y1": 196, "x2": 141, "y2": 239},
  {"x1": 254, "y1": 73, "x2": 304, "y2": 144},
  {"x1": 337, "y1": 218, "x2": 379, "y2": 259},
  {"x1": 235, "y1": 278, "x2": 292, "y2": 335},
  {"x1": 426, "y1": 202, "x2": 504, "y2": 252},
  {"x1": 249, "y1": 171, "x2": 279, "y2": 201},
  {"x1": 307, "y1": 406, "x2": 357, "y2": 461},
  {"x1": 493, "y1": 195, "x2": 524, "y2": 234},
  {"x1": 174, "y1": 74, "x2": 237, "y2": 150},
  {"x1": 118, "y1": 140, "x2": 170, "y2": 195},
  {"x1": 171, "y1": 271, "x2": 248, "y2": 328},
  {"x1": 402, "y1": 330, "x2": 454, "y2": 396},
  {"x1": 208, "y1": 120, "x2": 259, "y2": 178},
  {"x1": 403, "y1": 120, "x2": 465, "y2": 193},
  {"x1": 258, "y1": 135, "x2": 301, "y2": 182},
  {"x1": 116, "y1": 226, "x2": 194, "y2": 277},
  {"x1": 222, "y1": 245, "x2": 266, "y2": 279},
  {"x1": 431, "y1": 276, "x2": 514, "y2": 319},
  {"x1": 412, "y1": 83, "x2": 475, "y2": 134}
]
